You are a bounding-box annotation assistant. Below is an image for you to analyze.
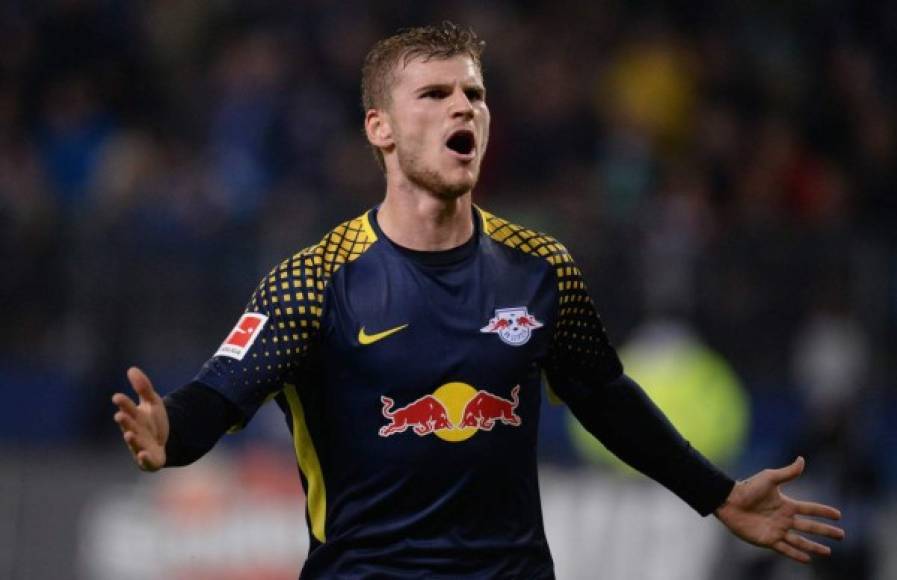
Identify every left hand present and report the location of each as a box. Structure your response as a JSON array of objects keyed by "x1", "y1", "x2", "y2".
[
  {"x1": 111, "y1": 367, "x2": 169, "y2": 472},
  {"x1": 714, "y1": 456, "x2": 845, "y2": 563}
]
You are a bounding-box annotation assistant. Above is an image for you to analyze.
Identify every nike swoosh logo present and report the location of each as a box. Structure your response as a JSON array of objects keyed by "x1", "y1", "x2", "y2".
[{"x1": 358, "y1": 324, "x2": 409, "y2": 345}]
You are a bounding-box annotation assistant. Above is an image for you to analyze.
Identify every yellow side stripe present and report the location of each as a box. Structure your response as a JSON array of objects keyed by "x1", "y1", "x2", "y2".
[
  {"x1": 284, "y1": 383, "x2": 327, "y2": 543},
  {"x1": 227, "y1": 390, "x2": 280, "y2": 434},
  {"x1": 541, "y1": 371, "x2": 563, "y2": 406}
]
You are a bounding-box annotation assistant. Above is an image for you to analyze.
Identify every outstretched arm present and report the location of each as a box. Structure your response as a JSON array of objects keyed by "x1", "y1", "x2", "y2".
[
  {"x1": 555, "y1": 374, "x2": 844, "y2": 563},
  {"x1": 558, "y1": 373, "x2": 735, "y2": 515},
  {"x1": 112, "y1": 367, "x2": 168, "y2": 471},
  {"x1": 539, "y1": 249, "x2": 843, "y2": 563},
  {"x1": 715, "y1": 457, "x2": 845, "y2": 563},
  {"x1": 112, "y1": 367, "x2": 243, "y2": 470}
]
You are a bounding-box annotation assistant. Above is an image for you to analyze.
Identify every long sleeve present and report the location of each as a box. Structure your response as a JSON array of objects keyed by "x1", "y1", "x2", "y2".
[
  {"x1": 560, "y1": 372, "x2": 734, "y2": 515},
  {"x1": 542, "y1": 251, "x2": 733, "y2": 515},
  {"x1": 163, "y1": 381, "x2": 243, "y2": 467}
]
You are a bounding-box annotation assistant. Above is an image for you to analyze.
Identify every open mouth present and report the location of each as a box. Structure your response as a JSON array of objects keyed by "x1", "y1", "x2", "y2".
[{"x1": 446, "y1": 129, "x2": 476, "y2": 157}]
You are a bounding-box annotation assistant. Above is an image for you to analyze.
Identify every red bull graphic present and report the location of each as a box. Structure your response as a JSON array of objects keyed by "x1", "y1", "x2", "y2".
[
  {"x1": 379, "y1": 395, "x2": 453, "y2": 437},
  {"x1": 480, "y1": 307, "x2": 543, "y2": 346},
  {"x1": 460, "y1": 385, "x2": 521, "y2": 430},
  {"x1": 379, "y1": 383, "x2": 522, "y2": 442}
]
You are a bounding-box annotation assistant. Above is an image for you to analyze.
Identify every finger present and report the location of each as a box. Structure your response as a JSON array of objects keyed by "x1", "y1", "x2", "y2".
[
  {"x1": 124, "y1": 431, "x2": 163, "y2": 469},
  {"x1": 136, "y1": 450, "x2": 150, "y2": 470},
  {"x1": 113, "y1": 411, "x2": 129, "y2": 434},
  {"x1": 112, "y1": 393, "x2": 139, "y2": 416},
  {"x1": 769, "y1": 456, "x2": 805, "y2": 485},
  {"x1": 123, "y1": 431, "x2": 142, "y2": 457},
  {"x1": 124, "y1": 428, "x2": 159, "y2": 453},
  {"x1": 114, "y1": 412, "x2": 142, "y2": 435},
  {"x1": 794, "y1": 500, "x2": 841, "y2": 521},
  {"x1": 136, "y1": 450, "x2": 162, "y2": 472},
  {"x1": 773, "y1": 540, "x2": 811, "y2": 564},
  {"x1": 793, "y1": 517, "x2": 846, "y2": 540},
  {"x1": 127, "y1": 366, "x2": 161, "y2": 405},
  {"x1": 786, "y1": 531, "x2": 831, "y2": 557}
]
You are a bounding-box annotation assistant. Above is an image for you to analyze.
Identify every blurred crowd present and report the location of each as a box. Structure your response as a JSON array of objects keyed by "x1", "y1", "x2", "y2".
[{"x1": 2, "y1": 0, "x2": 896, "y2": 569}]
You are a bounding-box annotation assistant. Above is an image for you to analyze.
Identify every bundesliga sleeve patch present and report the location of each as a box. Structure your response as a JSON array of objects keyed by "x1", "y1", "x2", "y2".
[{"x1": 214, "y1": 312, "x2": 269, "y2": 360}]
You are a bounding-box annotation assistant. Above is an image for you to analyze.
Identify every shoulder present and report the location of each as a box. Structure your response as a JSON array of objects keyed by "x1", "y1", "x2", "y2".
[
  {"x1": 251, "y1": 211, "x2": 379, "y2": 306},
  {"x1": 478, "y1": 206, "x2": 576, "y2": 269},
  {"x1": 272, "y1": 210, "x2": 379, "y2": 281}
]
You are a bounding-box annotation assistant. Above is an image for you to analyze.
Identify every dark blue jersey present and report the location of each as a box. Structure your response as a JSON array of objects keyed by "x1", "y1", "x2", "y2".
[{"x1": 196, "y1": 206, "x2": 623, "y2": 579}]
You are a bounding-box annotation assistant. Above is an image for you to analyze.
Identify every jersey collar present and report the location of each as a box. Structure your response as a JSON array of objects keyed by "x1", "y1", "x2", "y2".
[{"x1": 368, "y1": 205, "x2": 481, "y2": 267}]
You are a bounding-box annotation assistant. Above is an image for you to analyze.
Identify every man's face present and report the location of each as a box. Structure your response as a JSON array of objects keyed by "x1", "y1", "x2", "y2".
[{"x1": 382, "y1": 54, "x2": 490, "y2": 198}]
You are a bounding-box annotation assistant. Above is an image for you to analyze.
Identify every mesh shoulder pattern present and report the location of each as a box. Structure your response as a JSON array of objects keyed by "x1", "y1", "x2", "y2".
[
  {"x1": 247, "y1": 212, "x2": 378, "y2": 363},
  {"x1": 197, "y1": 211, "x2": 378, "y2": 420}
]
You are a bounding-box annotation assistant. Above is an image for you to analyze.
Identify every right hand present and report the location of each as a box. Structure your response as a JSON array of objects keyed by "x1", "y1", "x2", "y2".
[{"x1": 112, "y1": 367, "x2": 169, "y2": 471}]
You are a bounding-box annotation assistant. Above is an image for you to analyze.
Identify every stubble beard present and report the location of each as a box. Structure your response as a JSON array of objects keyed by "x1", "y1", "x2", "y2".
[{"x1": 396, "y1": 143, "x2": 477, "y2": 199}]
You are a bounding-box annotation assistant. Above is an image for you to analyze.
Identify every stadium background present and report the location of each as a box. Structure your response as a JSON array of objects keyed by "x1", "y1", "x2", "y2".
[{"x1": 2, "y1": 1, "x2": 896, "y2": 578}]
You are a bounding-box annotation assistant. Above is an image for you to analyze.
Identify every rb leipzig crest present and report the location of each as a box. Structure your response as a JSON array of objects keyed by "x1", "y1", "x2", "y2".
[{"x1": 480, "y1": 306, "x2": 543, "y2": 346}]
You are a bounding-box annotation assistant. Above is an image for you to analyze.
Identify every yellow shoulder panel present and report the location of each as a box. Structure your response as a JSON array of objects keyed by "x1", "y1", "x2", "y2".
[{"x1": 478, "y1": 206, "x2": 576, "y2": 273}]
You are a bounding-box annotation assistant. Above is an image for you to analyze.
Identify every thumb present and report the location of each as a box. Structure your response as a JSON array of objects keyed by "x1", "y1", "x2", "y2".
[
  {"x1": 769, "y1": 456, "x2": 805, "y2": 485},
  {"x1": 127, "y1": 366, "x2": 160, "y2": 404}
]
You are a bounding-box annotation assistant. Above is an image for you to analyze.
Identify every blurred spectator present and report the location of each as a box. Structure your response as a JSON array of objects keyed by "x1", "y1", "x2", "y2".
[
  {"x1": 206, "y1": 29, "x2": 290, "y2": 217},
  {"x1": 35, "y1": 73, "x2": 116, "y2": 210}
]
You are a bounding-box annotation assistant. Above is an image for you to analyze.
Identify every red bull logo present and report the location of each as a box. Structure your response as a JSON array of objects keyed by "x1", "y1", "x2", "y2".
[
  {"x1": 459, "y1": 385, "x2": 521, "y2": 430},
  {"x1": 480, "y1": 307, "x2": 544, "y2": 346},
  {"x1": 379, "y1": 394, "x2": 453, "y2": 437},
  {"x1": 379, "y1": 383, "x2": 522, "y2": 442}
]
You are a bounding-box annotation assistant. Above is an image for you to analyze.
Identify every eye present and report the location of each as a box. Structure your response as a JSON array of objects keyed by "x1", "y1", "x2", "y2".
[
  {"x1": 465, "y1": 88, "x2": 485, "y2": 102},
  {"x1": 421, "y1": 89, "x2": 448, "y2": 99}
]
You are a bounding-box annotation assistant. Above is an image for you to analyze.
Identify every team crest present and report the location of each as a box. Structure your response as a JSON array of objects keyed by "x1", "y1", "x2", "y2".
[{"x1": 480, "y1": 307, "x2": 543, "y2": 346}]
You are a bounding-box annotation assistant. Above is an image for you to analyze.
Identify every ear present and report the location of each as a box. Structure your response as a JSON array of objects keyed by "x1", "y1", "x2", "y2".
[{"x1": 365, "y1": 108, "x2": 394, "y2": 151}]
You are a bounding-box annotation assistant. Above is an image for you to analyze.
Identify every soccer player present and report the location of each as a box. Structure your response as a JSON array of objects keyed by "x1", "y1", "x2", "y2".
[{"x1": 112, "y1": 22, "x2": 844, "y2": 578}]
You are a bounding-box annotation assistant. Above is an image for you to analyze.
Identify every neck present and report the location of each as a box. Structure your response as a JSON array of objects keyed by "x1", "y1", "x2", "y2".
[{"x1": 378, "y1": 178, "x2": 474, "y2": 251}]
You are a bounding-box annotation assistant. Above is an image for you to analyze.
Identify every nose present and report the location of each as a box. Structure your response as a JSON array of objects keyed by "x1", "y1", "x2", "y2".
[{"x1": 449, "y1": 88, "x2": 474, "y2": 119}]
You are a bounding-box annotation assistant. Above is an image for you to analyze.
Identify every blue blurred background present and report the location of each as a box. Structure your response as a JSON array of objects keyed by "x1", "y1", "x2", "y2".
[{"x1": 2, "y1": 1, "x2": 896, "y2": 578}]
